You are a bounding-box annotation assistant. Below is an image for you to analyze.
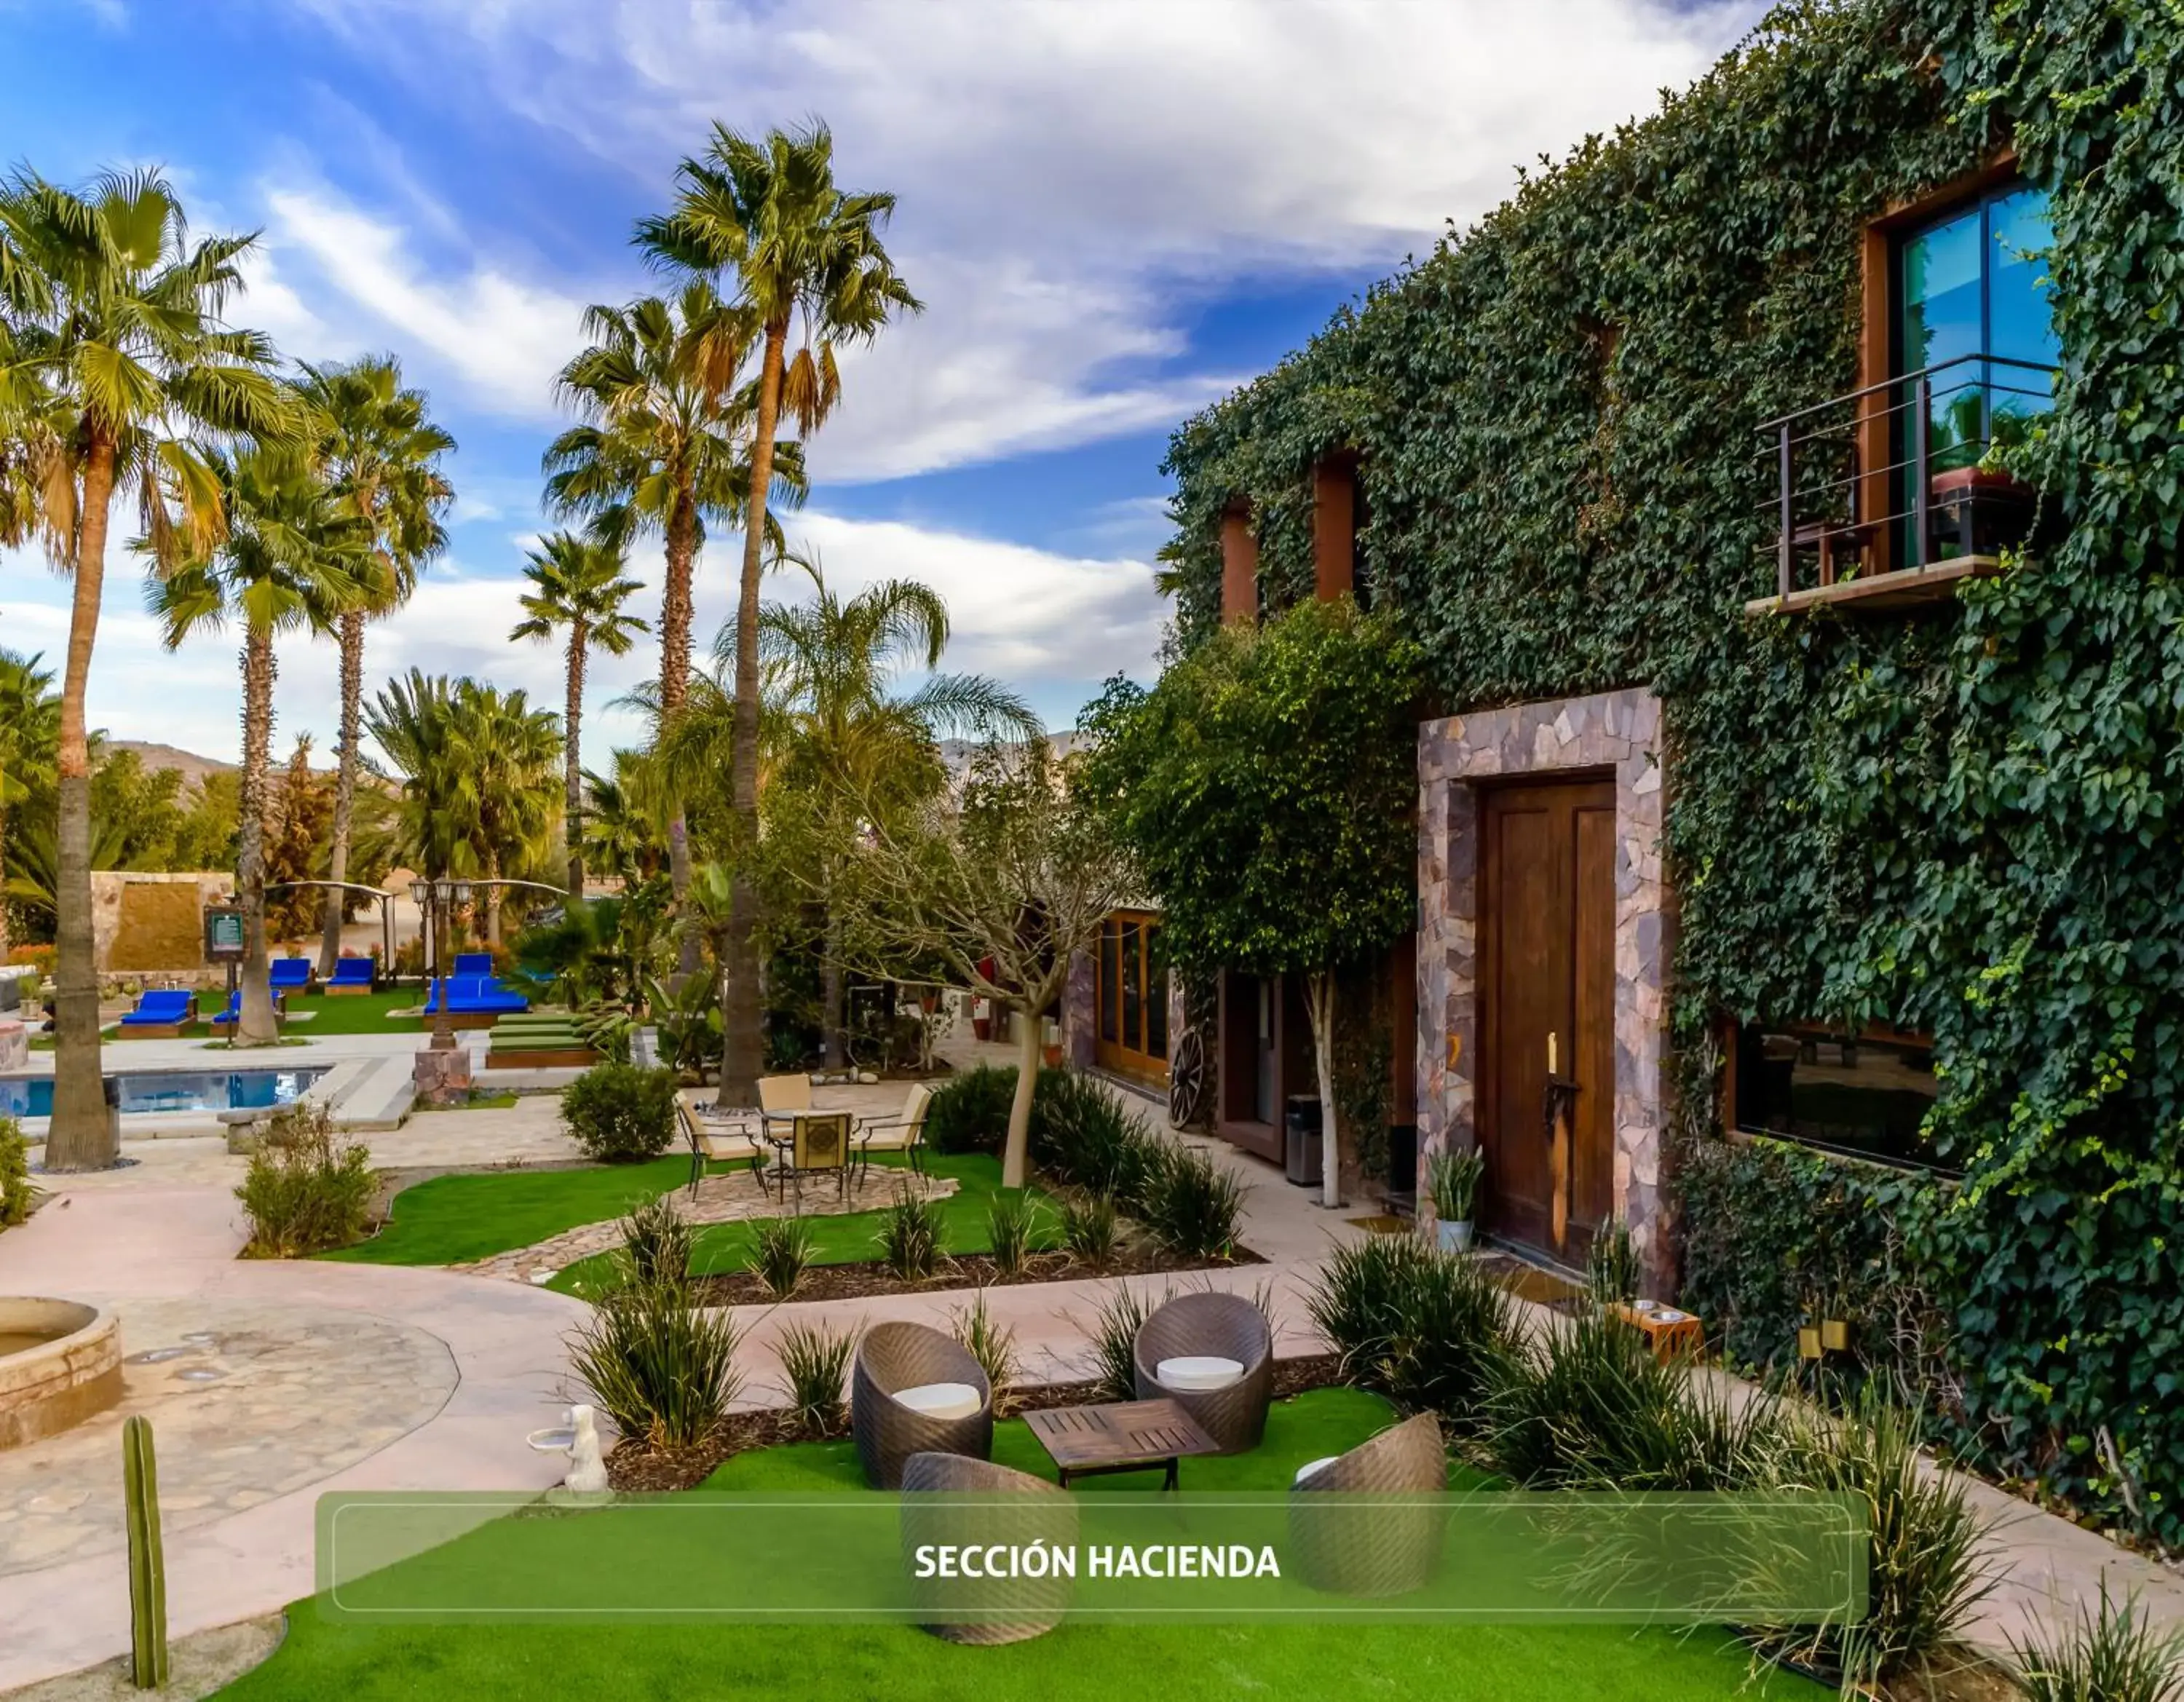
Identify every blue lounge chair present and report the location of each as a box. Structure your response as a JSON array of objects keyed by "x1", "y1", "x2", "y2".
[
  {"x1": 327, "y1": 957, "x2": 376, "y2": 994},
  {"x1": 209, "y1": 989, "x2": 287, "y2": 1034},
  {"x1": 118, "y1": 988, "x2": 199, "y2": 1036},
  {"x1": 269, "y1": 957, "x2": 314, "y2": 994},
  {"x1": 452, "y1": 952, "x2": 495, "y2": 978},
  {"x1": 422, "y1": 975, "x2": 531, "y2": 1026}
]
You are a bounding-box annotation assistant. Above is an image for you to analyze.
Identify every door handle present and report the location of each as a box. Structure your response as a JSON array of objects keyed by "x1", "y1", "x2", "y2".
[{"x1": 1547, "y1": 1031, "x2": 1557, "y2": 1076}]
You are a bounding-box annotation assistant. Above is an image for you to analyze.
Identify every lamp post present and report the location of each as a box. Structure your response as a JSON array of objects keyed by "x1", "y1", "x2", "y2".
[{"x1": 429, "y1": 879, "x2": 462, "y2": 1053}]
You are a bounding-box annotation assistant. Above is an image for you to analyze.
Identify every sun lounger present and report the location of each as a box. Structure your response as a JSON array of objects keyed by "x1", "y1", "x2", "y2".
[
  {"x1": 269, "y1": 957, "x2": 315, "y2": 994},
  {"x1": 452, "y1": 952, "x2": 495, "y2": 978},
  {"x1": 326, "y1": 957, "x2": 376, "y2": 994},
  {"x1": 116, "y1": 988, "x2": 199, "y2": 1038}
]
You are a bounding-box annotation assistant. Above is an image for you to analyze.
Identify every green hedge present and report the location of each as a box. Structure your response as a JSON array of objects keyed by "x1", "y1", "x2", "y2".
[{"x1": 1156, "y1": 0, "x2": 2184, "y2": 1543}]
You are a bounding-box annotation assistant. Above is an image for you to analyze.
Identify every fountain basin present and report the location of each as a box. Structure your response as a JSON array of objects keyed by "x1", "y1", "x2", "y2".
[{"x1": 0, "y1": 1298, "x2": 123, "y2": 1450}]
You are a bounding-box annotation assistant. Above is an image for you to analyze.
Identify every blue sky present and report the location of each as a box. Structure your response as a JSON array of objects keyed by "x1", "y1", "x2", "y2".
[{"x1": 0, "y1": 0, "x2": 1750, "y2": 768}]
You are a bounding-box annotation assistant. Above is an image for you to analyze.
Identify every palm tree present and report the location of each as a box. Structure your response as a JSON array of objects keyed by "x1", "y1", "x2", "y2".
[
  {"x1": 444, "y1": 678, "x2": 562, "y2": 946},
  {"x1": 295, "y1": 356, "x2": 455, "y2": 979},
  {"x1": 752, "y1": 573, "x2": 1037, "y2": 1065},
  {"x1": 0, "y1": 167, "x2": 297, "y2": 1168},
  {"x1": 543, "y1": 281, "x2": 804, "y2": 975},
  {"x1": 578, "y1": 751, "x2": 669, "y2": 887},
  {"x1": 510, "y1": 531, "x2": 648, "y2": 898},
  {"x1": 0, "y1": 651, "x2": 58, "y2": 959},
  {"x1": 636, "y1": 122, "x2": 921, "y2": 1101},
  {"x1": 150, "y1": 443, "x2": 368, "y2": 1045}
]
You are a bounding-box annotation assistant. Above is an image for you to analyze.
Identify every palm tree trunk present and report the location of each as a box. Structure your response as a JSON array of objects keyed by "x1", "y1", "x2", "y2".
[
  {"x1": 822, "y1": 904, "x2": 847, "y2": 1070},
  {"x1": 45, "y1": 435, "x2": 117, "y2": 1171},
  {"x1": 235, "y1": 628, "x2": 281, "y2": 1048},
  {"x1": 485, "y1": 849, "x2": 503, "y2": 949},
  {"x1": 317, "y1": 609, "x2": 366, "y2": 978},
  {"x1": 661, "y1": 492, "x2": 701, "y2": 981},
  {"x1": 721, "y1": 317, "x2": 789, "y2": 1105},
  {"x1": 564, "y1": 626, "x2": 587, "y2": 898},
  {"x1": 0, "y1": 802, "x2": 11, "y2": 962}
]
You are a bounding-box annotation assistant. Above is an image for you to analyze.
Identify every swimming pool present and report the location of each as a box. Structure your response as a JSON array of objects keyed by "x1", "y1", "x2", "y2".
[{"x1": 0, "y1": 1069, "x2": 327, "y2": 1120}]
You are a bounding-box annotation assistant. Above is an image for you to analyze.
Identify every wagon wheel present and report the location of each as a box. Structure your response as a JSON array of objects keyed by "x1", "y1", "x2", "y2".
[{"x1": 1168, "y1": 1025, "x2": 1207, "y2": 1128}]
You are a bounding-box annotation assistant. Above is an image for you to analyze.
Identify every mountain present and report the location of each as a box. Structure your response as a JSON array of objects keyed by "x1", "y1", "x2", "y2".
[{"x1": 110, "y1": 740, "x2": 234, "y2": 792}]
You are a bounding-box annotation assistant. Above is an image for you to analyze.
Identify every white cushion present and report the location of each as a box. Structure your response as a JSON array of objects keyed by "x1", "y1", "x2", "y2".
[
  {"x1": 1293, "y1": 1455, "x2": 1341, "y2": 1486},
  {"x1": 890, "y1": 1381, "x2": 983, "y2": 1420},
  {"x1": 1155, "y1": 1355, "x2": 1246, "y2": 1393}
]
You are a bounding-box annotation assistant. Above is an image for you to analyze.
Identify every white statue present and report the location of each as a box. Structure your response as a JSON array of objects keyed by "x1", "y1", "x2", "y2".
[{"x1": 563, "y1": 1404, "x2": 610, "y2": 1497}]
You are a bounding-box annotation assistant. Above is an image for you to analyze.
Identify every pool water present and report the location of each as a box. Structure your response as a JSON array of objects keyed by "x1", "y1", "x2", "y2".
[{"x1": 0, "y1": 1069, "x2": 326, "y2": 1119}]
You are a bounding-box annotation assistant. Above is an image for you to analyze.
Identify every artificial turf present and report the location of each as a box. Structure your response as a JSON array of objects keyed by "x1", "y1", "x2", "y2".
[
  {"x1": 545, "y1": 1152, "x2": 1059, "y2": 1296},
  {"x1": 211, "y1": 1388, "x2": 1826, "y2": 1702}
]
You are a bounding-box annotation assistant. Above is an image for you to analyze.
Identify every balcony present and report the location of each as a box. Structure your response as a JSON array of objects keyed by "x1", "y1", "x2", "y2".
[{"x1": 1745, "y1": 352, "x2": 2057, "y2": 616}]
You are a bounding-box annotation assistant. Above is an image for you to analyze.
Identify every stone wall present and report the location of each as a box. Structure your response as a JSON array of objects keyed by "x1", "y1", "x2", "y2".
[
  {"x1": 1415, "y1": 688, "x2": 1671, "y2": 1286},
  {"x1": 92, "y1": 871, "x2": 234, "y2": 974}
]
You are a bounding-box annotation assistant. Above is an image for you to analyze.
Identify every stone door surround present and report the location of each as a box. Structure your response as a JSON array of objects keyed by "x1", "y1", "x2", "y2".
[{"x1": 1416, "y1": 688, "x2": 1668, "y2": 1282}]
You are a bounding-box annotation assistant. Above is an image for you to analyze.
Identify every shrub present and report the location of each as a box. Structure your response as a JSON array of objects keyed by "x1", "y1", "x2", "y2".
[
  {"x1": 1084, "y1": 1283, "x2": 1163, "y2": 1403},
  {"x1": 1586, "y1": 1218, "x2": 1640, "y2": 1307},
  {"x1": 617, "y1": 1195, "x2": 692, "y2": 1291},
  {"x1": 1, "y1": 1117, "x2": 32, "y2": 1228},
  {"x1": 1035, "y1": 1069, "x2": 1158, "y2": 1200},
  {"x1": 777, "y1": 1321, "x2": 852, "y2": 1436},
  {"x1": 1134, "y1": 1141, "x2": 1245, "y2": 1259},
  {"x1": 1756, "y1": 1385, "x2": 1998, "y2": 1695},
  {"x1": 923, "y1": 1064, "x2": 1026, "y2": 1156},
  {"x1": 1308, "y1": 1236, "x2": 1516, "y2": 1428},
  {"x1": 235, "y1": 1104, "x2": 376, "y2": 1257},
  {"x1": 570, "y1": 1281, "x2": 740, "y2": 1449},
  {"x1": 752, "y1": 1216, "x2": 814, "y2": 1300},
  {"x1": 879, "y1": 1187, "x2": 946, "y2": 1282},
  {"x1": 986, "y1": 1193, "x2": 1037, "y2": 1276},
  {"x1": 951, "y1": 1293, "x2": 1019, "y2": 1414},
  {"x1": 2009, "y1": 1580, "x2": 2184, "y2": 1702},
  {"x1": 561, "y1": 1061, "x2": 677, "y2": 1161},
  {"x1": 1059, "y1": 1192, "x2": 1119, "y2": 1266},
  {"x1": 1424, "y1": 1146, "x2": 1483, "y2": 1223}
]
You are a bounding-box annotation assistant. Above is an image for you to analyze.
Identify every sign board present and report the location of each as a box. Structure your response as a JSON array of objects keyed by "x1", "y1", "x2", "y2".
[{"x1": 203, "y1": 906, "x2": 246, "y2": 963}]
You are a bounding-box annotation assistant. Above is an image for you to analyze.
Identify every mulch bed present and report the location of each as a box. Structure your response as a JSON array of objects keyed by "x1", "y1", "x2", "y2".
[
  {"x1": 687, "y1": 1242, "x2": 1265, "y2": 1308},
  {"x1": 604, "y1": 1352, "x2": 1347, "y2": 1493}
]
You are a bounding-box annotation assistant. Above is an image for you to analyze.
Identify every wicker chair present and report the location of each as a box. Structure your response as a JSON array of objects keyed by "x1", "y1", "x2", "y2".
[
  {"x1": 1289, "y1": 1412, "x2": 1447, "y2": 1597},
  {"x1": 852, "y1": 1321, "x2": 994, "y2": 1489},
  {"x1": 1131, "y1": 1291, "x2": 1274, "y2": 1454},
  {"x1": 900, "y1": 1452, "x2": 1079, "y2": 1644}
]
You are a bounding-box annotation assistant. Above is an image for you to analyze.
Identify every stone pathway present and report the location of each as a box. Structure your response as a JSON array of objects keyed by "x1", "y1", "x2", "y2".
[
  {"x1": 0, "y1": 1297, "x2": 456, "y2": 1578},
  {"x1": 454, "y1": 1164, "x2": 960, "y2": 1283}
]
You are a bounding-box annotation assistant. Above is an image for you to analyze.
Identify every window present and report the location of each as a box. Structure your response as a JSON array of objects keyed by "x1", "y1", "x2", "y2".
[
  {"x1": 1093, "y1": 910, "x2": 1168, "y2": 1081},
  {"x1": 1894, "y1": 183, "x2": 2057, "y2": 543},
  {"x1": 1730, "y1": 1019, "x2": 1947, "y2": 1172}
]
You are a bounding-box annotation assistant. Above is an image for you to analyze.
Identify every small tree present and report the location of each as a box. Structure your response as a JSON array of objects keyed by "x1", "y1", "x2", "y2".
[
  {"x1": 850, "y1": 740, "x2": 1132, "y2": 1188},
  {"x1": 1080, "y1": 599, "x2": 1421, "y2": 1206}
]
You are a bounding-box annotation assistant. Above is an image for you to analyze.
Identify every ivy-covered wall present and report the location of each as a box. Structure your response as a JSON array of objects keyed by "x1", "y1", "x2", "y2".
[{"x1": 1158, "y1": 0, "x2": 2184, "y2": 1542}]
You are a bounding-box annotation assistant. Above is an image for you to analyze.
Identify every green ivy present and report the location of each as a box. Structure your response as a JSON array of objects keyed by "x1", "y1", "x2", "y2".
[{"x1": 1156, "y1": 0, "x2": 2184, "y2": 1542}]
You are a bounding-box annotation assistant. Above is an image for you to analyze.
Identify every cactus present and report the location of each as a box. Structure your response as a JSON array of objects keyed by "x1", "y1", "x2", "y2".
[{"x1": 122, "y1": 1414, "x2": 168, "y2": 1688}]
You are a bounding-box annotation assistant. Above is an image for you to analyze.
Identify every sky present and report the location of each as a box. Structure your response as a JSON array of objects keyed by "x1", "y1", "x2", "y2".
[{"x1": 0, "y1": 0, "x2": 1754, "y2": 772}]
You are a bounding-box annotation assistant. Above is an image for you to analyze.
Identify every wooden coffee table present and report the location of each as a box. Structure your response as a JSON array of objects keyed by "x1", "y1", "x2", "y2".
[{"x1": 1023, "y1": 1398, "x2": 1220, "y2": 1490}]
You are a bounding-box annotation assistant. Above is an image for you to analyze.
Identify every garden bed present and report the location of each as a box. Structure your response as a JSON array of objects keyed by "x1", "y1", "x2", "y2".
[{"x1": 687, "y1": 1238, "x2": 1264, "y2": 1307}]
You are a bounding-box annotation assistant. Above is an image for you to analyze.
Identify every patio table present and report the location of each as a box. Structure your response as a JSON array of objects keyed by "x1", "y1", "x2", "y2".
[{"x1": 1022, "y1": 1398, "x2": 1221, "y2": 1491}]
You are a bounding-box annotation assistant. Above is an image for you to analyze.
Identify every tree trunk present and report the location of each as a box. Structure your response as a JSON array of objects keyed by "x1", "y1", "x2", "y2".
[
  {"x1": 0, "y1": 803, "x2": 11, "y2": 961},
  {"x1": 822, "y1": 905, "x2": 847, "y2": 1070},
  {"x1": 1002, "y1": 994, "x2": 1045, "y2": 1190},
  {"x1": 234, "y1": 628, "x2": 281, "y2": 1048},
  {"x1": 1305, "y1": 968, "x2": 1342, "y2": 1208},
  {"x1": 484, "y1": 848, "x2": 503, "y2": 948},
  {"x1": 317, "y1": 608, "x2": 365, "y2": 978},
  {"x1": 720, "y1": 317, "x2": 790, "y2": 1107},
  {"x1": 660, "y1": 491, "x2": 701, "y2": 981},
  {"x1": 45, "y1": 435, "x2": 117, "y2": 1171},
  {"x1": 564, "y1": 625, "x2": 586, "y2": 898}
]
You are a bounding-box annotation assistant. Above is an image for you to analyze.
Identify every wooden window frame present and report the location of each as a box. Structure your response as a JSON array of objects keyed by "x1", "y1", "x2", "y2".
[{"x1": 1093, "y1": 909, "x2": 1168, "y2": 1085}]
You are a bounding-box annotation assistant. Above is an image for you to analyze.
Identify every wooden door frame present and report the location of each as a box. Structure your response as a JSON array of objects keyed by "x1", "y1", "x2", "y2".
[{"x1": 1415, "y1": 689, "x2": 1675, "y2": 1291}]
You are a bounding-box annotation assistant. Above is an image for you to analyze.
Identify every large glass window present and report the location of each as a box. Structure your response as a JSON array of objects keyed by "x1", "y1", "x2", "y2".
[
  {"x1": 1731, "y1": 1020, "x2": 1945, "y2": 1172},
  {"x1": 1897, "y1": 182, "x2": 2058, "y2": 476}
]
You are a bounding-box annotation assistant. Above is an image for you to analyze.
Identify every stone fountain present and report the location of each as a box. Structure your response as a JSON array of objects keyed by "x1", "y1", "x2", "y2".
[{"x1": 0, "y1": 1298, "x2": 123, "y2": 1450}]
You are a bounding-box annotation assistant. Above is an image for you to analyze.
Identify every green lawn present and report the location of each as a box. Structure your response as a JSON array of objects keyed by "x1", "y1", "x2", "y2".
[
  {"x1": 319, "y1": 1149, "x2": 1052, "y2": 1279},
  {"x1": 545, "y1": 1152, "x2": 1058, "y2": 1296},
  {"x1": 213, "y1": 1388, "x2": 1823, "y2": 1702}
]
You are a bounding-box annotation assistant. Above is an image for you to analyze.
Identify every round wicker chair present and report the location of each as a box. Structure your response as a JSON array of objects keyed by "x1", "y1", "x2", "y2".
[
  {"x1": 1131, "y1": 1291, "x2": 1274, "y2": 1454},
  {"x1": 1289, "y1": 1412, "x2": 1447, "y2": 1597},
  {"x1": 852, "y1": 1321, "x2": 994, "y2": 1489},
  {"x1": 900, "y1": 1452, "x2": 1080, "y2": 1644}
]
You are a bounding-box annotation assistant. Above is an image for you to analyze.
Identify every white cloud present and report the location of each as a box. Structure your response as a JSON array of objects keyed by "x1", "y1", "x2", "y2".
[{"x1": 285, "y1": 0, "x2": 1751, "y2": 478}]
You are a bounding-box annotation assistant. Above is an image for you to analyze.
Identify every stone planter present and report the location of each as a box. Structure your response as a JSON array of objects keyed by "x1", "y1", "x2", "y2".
[{"x1": 0, "y1": 1298, "x2": 124, "y2": 1451}]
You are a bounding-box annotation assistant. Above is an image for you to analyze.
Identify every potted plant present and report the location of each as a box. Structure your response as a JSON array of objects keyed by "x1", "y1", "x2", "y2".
[
  {"x1": 1425, "y1": 1146, "x2": 1484, "y2": 1253},
  {"x1": 972, "y1": 997, "x2": 992, "y2": 1042},
  {"x1": 1040, "y1": 1016, "x2": 1064, "y2": 1069}
]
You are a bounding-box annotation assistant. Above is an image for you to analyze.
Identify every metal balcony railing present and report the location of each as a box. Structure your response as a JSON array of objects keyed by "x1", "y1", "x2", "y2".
[{"x1": 1756, "y1": 352, "x2": 2057, "y2": 605}]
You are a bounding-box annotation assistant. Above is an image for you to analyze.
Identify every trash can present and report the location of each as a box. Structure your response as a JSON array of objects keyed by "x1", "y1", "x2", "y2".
[
  {"x1": 102, "y1": 1073, "x2": 123, "y2": 1148},
  {"x1": 1284, "y1": 1096, "x2": 1323, "y2": 1189}
]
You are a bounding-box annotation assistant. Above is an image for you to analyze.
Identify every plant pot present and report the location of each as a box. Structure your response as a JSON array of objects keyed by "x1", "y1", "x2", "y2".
[
  {"x1": 1437, "y1": 1219, "x2": 1474, "y2": 1254},
  {"x1": 1820, "y1": 1319, "x2": 1851, "y2": 1353},
  {"x1": 973, "y1": 1018, "x2": 992, "y2": 1042},
  {"x1": 1797, "y1": 1326, "x2": 1823, "y2": 1361},
  {"x1": 1042, "y1": 1044, "x2": 1064, "y2": 1069}
]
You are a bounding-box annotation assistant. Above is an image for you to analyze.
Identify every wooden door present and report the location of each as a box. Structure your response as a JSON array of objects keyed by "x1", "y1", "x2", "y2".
[{"x1": 1479, "y1": 777, "x2": 1618, "y2": 1264}]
